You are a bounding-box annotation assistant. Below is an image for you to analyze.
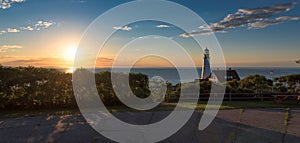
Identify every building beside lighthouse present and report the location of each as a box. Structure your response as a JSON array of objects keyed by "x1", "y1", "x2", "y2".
[
  {"x1": 201, "y1": 48, "x2": 211, "y2": 79},
  {"x1": 200, "y1": 47, "x2": 240, "y2": 82}
]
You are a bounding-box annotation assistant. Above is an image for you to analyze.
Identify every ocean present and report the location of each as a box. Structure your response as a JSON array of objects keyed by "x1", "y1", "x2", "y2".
[{"x1": 90, "y1": 67, "x2": 300, "y2": 85}]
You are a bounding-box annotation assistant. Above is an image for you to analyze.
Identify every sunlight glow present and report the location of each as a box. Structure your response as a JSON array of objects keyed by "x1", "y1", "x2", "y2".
[{"x1": 65, "y1": 45, "x2": 77, "y2": 61}]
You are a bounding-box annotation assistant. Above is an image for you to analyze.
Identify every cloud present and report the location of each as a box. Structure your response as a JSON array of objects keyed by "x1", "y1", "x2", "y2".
[
  {"x1": 0, "y1": 56, "x2": 74, "y2": 68},
  {"x1": 0, "y1": 56, "x2": 114, "y2": 68},
  {"x1": 0, "y1": 0, "x2": 25, "y2": 9},
  {"x1": 0, "y1": 1, "x2": 11, "y2": 9},
  {"x1": 0, "y1": 30, "x2": 6, "y2": 35},
  {"x1": 156, "y1": 25, "x2": 171, "y2": 28},
  {"x1": 1, "y1": 20, "x2": 55, "y2": 35},
  {"x1": 11, "y1": 0, "x2": 26, "y2": 2},
  {"x1": 0, "y1": 45, "x2": 23, "y2": 53},
  {"x1": 70, "y1": 0, "x2": 87, "y2": 3},
  {"x1": 7, "y1": 28, "x2": 20, "y2": 33},
  {"x1": 113, "y1": 26, "x2": 132, "y2": 31},
  {"x1": 78, "y1": 0, "x2": 87, "y2": 3},
  {"x1": 180, "y1": 2, "x2": 299, "y2": 38},
  {"x1": 22, "y1": 20, "x2": 54, "y2": 31},
  {"x1": 179, "y1": 28, "x2": 227, "y2": 38},
  {"x1": 212, "y1": 2, "x2": 298, "y2": 30},
  {"x1": 34, "y1": 21, "x2": 54, "y2": 30},
  {"x1": 180, "y1": 31, "x2": 213, "y2": 38},
  {"x1": 249, "y1": 16, "x2": 300, "y2": 28},
  {"x1": 21, "y1": 26, "x2": 34, "y2": 31},
  {"x1": 0, "y1": 57, "x2": 65, "y2": 68}
]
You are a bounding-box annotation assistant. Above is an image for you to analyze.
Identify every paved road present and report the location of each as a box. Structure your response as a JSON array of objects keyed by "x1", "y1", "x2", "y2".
[{"x1": 0, "y1": 108, "x2": 299, "y2": 143}]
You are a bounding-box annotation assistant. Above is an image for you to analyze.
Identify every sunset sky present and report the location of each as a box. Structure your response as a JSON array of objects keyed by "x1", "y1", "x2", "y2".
[{"x1": 1, "y1": 0, "x2": 300, "y2": 69}]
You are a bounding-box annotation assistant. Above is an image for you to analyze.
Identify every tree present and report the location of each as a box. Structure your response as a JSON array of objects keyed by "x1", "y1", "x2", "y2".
[
  {"x1": 239, "y1": 75, "x2": 271, "y2": 93},
  {"x1": 275, "y1": 74, "x2": 300, "y2": 93},
  {"x1": 226, "y1": 79, "x2": 239, "y2": 93}
]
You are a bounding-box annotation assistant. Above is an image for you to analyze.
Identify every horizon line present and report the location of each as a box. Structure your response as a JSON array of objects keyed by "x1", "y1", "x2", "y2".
[{"x1": 1, "y1": 65, "x2": 300, "y2": 69}]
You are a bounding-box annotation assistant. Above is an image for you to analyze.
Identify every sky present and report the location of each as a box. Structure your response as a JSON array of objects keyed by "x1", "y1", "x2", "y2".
[{"x1": 0, "y1": 0, "x2": 300, "y2": 70}]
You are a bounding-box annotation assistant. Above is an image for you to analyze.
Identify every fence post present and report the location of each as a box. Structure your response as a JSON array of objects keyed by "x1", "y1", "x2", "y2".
[
  {"x1": 261, "y1": 92, "x2": 264, "y2": 101},
  {"x1": 229, "y1": 91, "x2": 232, "y2": 102}
]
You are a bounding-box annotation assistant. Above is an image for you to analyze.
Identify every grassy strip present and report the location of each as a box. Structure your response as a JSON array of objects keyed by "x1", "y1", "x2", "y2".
[
  {"x1": 0, "y1": 101, "x2": 299, "y2": 118},
  {"x1": 177, "y1": 101, "x2": 300, "y2": 110},
  {"x1": 0, "y1": 108, "x2": 80, "y2": 118},
  {"x1": 218, "y1": 101, "x2": 299, "y2": 109},
  {"x1": 282, "y1": 108, "x2": 290, "y2": 143}
]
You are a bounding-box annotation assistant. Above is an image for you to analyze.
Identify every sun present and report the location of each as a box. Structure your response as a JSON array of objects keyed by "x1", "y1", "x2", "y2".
[
  {"x1": 65, "y1": 45, "x2": 77, "y2": 61},
  {"x1": 63, "y1": 45, "x2": 77, "y2": 73}
]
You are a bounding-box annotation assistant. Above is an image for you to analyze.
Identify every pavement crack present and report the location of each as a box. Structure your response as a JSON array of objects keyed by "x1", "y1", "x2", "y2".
[
  {"x1": 147, "y1": 111, "x2": 156, "y2": 124},
  {"x1": 190, "y1": 111, "x2": 202, "y2": 143},
  {"x1": 231, "y1": 108, "x2": 244, "y2": 143}
]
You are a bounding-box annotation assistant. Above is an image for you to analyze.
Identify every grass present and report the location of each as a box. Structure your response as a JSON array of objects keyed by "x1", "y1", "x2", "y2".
[
  {"x1": 0, "y1": 101, "x2": 299, "y2": 118},
  {"x1": 217, "y1": 101, "x2": 299, "y2": 109},
  {"x1": 0, "y1": 108, "x2": 80, "y2": 118},
  {"x1": 284, "y1": 108, "x2": 290, "y2": 128},
  {"x1": 175, "y1": 100, "x2": 300, "y2": 110},
  {"x1": 282, "y1": 108, "x2": 290, "y2": 143}
]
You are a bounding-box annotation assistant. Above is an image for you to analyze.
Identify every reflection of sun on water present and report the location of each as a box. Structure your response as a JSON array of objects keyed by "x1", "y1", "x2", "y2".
[
  {"x1": 65, "y1": 67, "x2": 74, "y2": 73},
  {"x1": 64, "y1": 45, "x2": 77, "y2": 73}
]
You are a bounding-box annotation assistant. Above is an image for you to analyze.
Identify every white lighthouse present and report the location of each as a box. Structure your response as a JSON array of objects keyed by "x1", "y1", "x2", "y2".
[{"x1": 201, "y1": 47, "x2": 211, "y2": 79}]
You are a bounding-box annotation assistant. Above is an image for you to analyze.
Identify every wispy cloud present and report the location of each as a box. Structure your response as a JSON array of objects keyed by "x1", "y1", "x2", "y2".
[
  {"x1": 78, "y1": 0, "x2": 87, "y2": 3},
  {"x1": 249, "y1": 16, "x2": 300, "y2": 28},
  {"x1": 70, "y1": 0, "x2": 87, "y2": 4},
  {"x1": 0, "y1": 30, "x2": 6, "y2": 35},
  {"x1": 0, "y1": 57, "x2": 67, "y2": 68},
  {"x1": 11, "y1": 0, "x2": 25, "y2": 1},
  {"x1": 156, "y1": 25, "x2": 171, "y2": 28},
  {"x1": 34, "y1": 21, "x2": 54, "y2": 30},
  {"x1": 180, "y1": 2, "x2": 300, "y2": 37},
  {"x1": 7, "y1": 28, "x2": 20, "y2": 33},
  {"x1": 0, "y1": 56, "x2": 115, "y2": 68},
  {"x1": 1, "y1": 20, "x2": 55, "y2": 36},
  {"x1": 180, "y1": 30, "x2": 226, "y2": 38},
  {"x1": 113, "y1": 26, "x2": 132, "y2": 31},
  {"x1": 96, "y1": 57, "x2": 114, "y2": 67},
  {"x1": 21, "y1": 26, "x2": 34, "y2": 31},
  {"x1": 0, "y1": 45, "x2": 23, "y2": 53},
  {"x1": 0, "y1": 0, "x2": 25, "y2": 9}
]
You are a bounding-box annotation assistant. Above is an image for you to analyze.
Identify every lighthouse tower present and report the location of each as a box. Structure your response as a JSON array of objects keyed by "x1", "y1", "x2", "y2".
[{"x1": 201, "y1": 48, "x2": 211, "y2": 79}]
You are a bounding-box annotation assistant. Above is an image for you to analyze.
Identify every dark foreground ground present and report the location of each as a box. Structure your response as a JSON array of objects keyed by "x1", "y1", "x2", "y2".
[{"x1": 0, "y1": 108, "x2": 300, "y2": 143}]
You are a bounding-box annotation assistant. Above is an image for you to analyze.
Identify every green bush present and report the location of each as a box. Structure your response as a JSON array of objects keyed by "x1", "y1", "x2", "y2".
[{"x1": 0, "y1": 66, "x2": 150, "y2": 110}]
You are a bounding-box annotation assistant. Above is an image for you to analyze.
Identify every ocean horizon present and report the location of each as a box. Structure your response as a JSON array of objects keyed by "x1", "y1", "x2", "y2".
[{"x1": 64, "y1": 67, "x2": 300, "y2": 85}]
